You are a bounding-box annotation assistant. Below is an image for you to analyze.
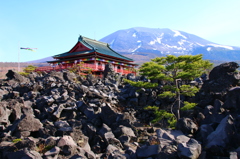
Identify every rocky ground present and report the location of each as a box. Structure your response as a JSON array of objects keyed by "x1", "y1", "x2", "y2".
[{"x1": 1, "y1": 63, "x2": 240, "y2": 159}]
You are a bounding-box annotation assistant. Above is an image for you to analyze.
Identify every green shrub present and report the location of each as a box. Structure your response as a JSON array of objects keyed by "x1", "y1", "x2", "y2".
[
  {"x1": 12, "y1": 138, "x2": 22, "y2": 143},
  {"x1": 180, "y1": 101, "x2": 197, "y2": 111},
  {"x1": 19, "y1": 72, "x2": 29, "y2": 76},
  {"x1": 144, "y1": 106, "x2": 177, "y2": 129},
  {"x1": 37, "y1": 144, "x2": 55, "y2": 154}
]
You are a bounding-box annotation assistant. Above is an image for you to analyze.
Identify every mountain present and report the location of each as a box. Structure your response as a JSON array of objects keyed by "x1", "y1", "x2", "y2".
[
  {"x1": 27, "y1": 56, "x2": 54, "y2": 63},
  {"x1": 99, "y1": 27, "x2": 240, "y2": 63},
  {"x1": 29, "y1": 27, "x2": 240, "y2": 64}
]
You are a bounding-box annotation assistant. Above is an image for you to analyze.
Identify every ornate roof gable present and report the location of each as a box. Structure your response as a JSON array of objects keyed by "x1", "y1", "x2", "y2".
[{"x1": 54, "y1": 35, "x2": 133, "y2": 62}]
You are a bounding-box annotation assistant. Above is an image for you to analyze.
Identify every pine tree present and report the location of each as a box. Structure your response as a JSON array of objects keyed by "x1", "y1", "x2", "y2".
[
  {"x1": 125, "y1": 54, "x2": 213, "y2": 120},
  {"x1": 23, "y1": 65, "x2": 37, "y2": 73}
]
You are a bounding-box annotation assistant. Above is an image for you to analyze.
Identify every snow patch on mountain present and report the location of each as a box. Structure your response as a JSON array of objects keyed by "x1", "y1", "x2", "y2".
[
  {"x1": 165, "y1": 44, "x2": 180, "y2": 49},
  {"x1": 110, "y1": 39, "x2": 115, "y2": 45},
  {"x1": 208, "y1": 44, "x2": 233, "y2": 50},
  {"x1": 149, "y1": 37, "x2": 162, "y2": 45},
  {"x1": 131, "y1": 42, "x2": 142, "y2": 52},
  {"x1": 207, "y1": 47, "x2": 212, "y2": 51},
  {"x1": 171, "y1": 29, "x2": 187, "y2": 39},
  {"x1": 178, "y1": 39, "x2": 187, "y2": 45},
  {"x1": 196, "y1": 43, "x2": 205, "y2": 47}
]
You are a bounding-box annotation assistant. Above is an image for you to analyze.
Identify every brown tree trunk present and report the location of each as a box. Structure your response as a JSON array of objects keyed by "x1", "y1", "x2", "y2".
[{"x1": 175, "y1": 79, "x2": 181, "y2": 120}]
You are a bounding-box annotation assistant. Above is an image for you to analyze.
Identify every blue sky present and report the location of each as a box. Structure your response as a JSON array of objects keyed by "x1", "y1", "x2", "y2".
[{"x1": 1, "y1": 0, "x2": 240, "y2": 62}]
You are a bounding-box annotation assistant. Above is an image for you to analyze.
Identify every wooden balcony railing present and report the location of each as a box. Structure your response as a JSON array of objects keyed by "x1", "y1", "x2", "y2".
[{"x1": 35, "y1": 63, "x2": 136, "y2": 75}]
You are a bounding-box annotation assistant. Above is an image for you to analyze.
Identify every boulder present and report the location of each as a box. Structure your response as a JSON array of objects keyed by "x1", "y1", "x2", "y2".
[
  {"x1": 205, "y1": 115, "x2": 236, "y2": 155},
  {"x1": 103, "y1": 63, "x2": 115, "y2": 79},
  {"x1": 70, "y1": 128, "x2": 91, "y2": 151},
  {"x1": 16, "y1": 115, "x2": 43, "y2": 137},
  {"x1": 99, "y1": 124, "x2": 122, "y2": 148},
  {"x1": 99, "y1": 124, "x2": 115, "y2": 140},
  {"x1": 126, "y1": 73, "x2": 136, "y2": 81},
  {"x1": 0, "y1": 102, "x2": 12, "y2": 126},
  {"x1": 195, "y1": 124, "x2": 214, "y2": 146},
  {"x1": 77, "y1": 101, "x2": 97, "y2": 120},
  {"x1": 156, "y1": 128, "x2": 175, "y2": 141},
  {"x1": 57, "y1": 135, "x2": 77, "y2": 147},
  {"x1": 196, "y1": 62, "x2": 240, "y2": 107},
  {"x1": 52, "y1": 104, "x2": 65, "y2": 119},
  {"x1": 118, "y1": 125, "x2": 135, "y2": 137},
  {"x1": 209, "y1": 62, "x2": 239, "y2": 81},
  {"x1": 6, "y1": 70, "x2": 30, "y2": 83},
  {"x1": 136, "y1": 145, "x2": 161, "y2": 158},
  {"x1": 113, "y1": 125, "x2": 135, "y2": 139},
  {"x1": 44, "y1": 146, "x2": 61, "y2": 158},
  {"x1": 100, "y1": 103, "x2": 119, "y2": 127},
  {"x1": 176, "y1": 118, "x2": 198, "y2": 135},
  {"x1": 86, "y1": 74, "x2": 98, "y2": 86},
  {"x1": 63, "y1": 71, "x2": 77, "y2": 82},
  {"x1": 106, "y1": 144, "x2": 126, "y2": 159},
  {"x1": 0, "y1": 88, "x2": 8, "y2": 101},
  {"x1": 14, "y1": 137, "x2": 37, "y2": 151},
  {"x1": 223, "y1": 86, "x2": 240, "y2": 112},
  {"x1": 158, "y1": 144, "x2": 178, "y2": 159},
  {"x1": 54, "y1": 120, "x2": 70, "y2": 128},
  {"x1": 49, "y1": 71, "x2": 65, "y2": 82},
  {"x1": 177, "y1": 138, "x2": 202, "y2": 159},
  {"x1": 6, "y1": 148, "x2": 42, "y2": 159}
]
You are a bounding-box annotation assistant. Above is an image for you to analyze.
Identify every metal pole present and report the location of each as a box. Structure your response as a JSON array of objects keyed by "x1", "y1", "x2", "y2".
[{"x1": 18, "y1": 42, "x2": 20, "y2": 72}]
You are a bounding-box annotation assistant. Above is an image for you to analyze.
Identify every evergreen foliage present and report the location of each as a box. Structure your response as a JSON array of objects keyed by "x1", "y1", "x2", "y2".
[
  {"x1": 180, "y1": 101, "x2": 197, "y2": 111},
  {"x1": 180, "y1": 85, "x2": 199, "y2": 97},
  {"x1": 144, "y1": 106, "x2": 176, "y2": 128},
  {"x1": 12, "y1": 138, "x2": 22, "y2": 143},
  {"x1": 124, "y1": 79, "x2": 158, "y2": 89},
  {"x1": 19, "y1": 65, "x2": 37, "y2": 76},
  {"x1": 126, "y1": 54, "x2": 213, "y2": 121},
  {"x1": 140, "y1": 54, "x2": 212, "y2": 81},
  {"x1": 23, "y1": 65, "x2": 37, "y2": 73}
]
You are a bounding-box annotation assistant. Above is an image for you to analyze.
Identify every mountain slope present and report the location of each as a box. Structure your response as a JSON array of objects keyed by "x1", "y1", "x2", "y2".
[
  {"x1": 100, "y1": 27, "x2": 240, "y2": 61},
  {"x1": 27, "y1": 56, "x2": 54, "y2": 63}
]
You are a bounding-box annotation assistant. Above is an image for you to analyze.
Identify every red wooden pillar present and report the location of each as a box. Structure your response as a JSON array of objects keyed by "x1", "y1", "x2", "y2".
[{"x1": 94, "y1": 58, "x2": 97, "y2": 70}]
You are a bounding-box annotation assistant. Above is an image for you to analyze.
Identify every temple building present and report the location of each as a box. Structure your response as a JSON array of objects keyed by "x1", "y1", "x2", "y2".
[{"x1": 36, "y1": 35, "x2": 137, "y2": 75}]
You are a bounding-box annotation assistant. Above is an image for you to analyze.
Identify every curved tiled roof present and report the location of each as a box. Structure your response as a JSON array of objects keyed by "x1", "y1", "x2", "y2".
[{"x1": 54, "y1": 35, "x2": 133, "y2": 62}]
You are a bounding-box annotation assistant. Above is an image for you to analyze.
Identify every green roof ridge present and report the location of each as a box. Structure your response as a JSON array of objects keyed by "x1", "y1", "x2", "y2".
[
  {"x1": 79, "y1": 35, "x2": 133, "y2": 61},
  {"x1": 53, "y1": 35, "x2": 134, "y2": 62}
]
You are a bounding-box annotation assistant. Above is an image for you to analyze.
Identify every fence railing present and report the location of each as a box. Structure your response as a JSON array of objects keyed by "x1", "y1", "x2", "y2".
[{"x1": 35, "y1": 64, "x2": 136, "y2": 75}]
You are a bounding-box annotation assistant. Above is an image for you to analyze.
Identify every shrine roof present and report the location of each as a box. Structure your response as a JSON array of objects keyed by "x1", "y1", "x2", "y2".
[{"x1": 53, "y1": 35, "x2": 133, "y2": 62}]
